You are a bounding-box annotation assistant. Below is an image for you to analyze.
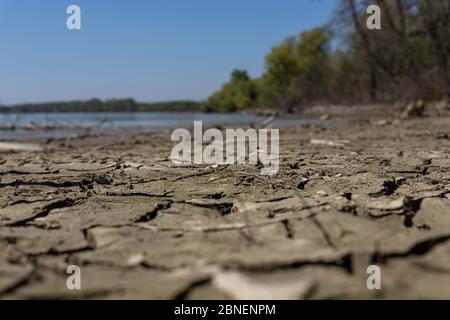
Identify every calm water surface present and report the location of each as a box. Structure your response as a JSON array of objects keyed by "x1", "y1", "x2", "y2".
[{"x1": 0, "y1": 112, "x2": 336, "y2": 140}]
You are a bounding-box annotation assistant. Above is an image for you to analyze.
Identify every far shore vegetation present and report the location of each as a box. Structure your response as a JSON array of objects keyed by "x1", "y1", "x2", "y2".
[{"x1": 0, "y1": 99, "x2": 201, "y2": 113}]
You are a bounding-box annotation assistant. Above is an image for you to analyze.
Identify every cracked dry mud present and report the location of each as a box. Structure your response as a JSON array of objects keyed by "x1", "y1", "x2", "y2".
[{"x1": 1, "y1": 116, "x2": 449, "y2": 299}]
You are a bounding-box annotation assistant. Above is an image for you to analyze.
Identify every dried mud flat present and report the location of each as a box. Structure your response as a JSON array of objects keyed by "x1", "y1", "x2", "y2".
[{"x1": 0, "y1": 116, "x2": 449, "y2": 299}]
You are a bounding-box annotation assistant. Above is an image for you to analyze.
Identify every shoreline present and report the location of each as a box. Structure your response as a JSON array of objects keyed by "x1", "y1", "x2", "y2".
[{"x1": 0, "y1": 113, "x2": 350, "y2": 142}]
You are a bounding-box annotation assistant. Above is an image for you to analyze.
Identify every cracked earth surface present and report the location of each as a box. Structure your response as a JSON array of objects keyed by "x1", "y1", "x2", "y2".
[{"x1": 0, "y1": 116, "x2": 449, "y2": 299}]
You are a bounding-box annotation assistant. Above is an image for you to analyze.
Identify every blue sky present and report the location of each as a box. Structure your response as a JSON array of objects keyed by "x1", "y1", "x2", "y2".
[{"x1": 0, "y1": 0, "x2": 337, "y2": 105}]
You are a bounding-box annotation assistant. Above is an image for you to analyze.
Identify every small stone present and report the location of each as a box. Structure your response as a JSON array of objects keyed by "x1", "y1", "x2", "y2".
[
  {"x1": 126, "y1": 253, "x2": 145, "y2": 267},
  {"x1": 95, "y1": 176, "x2": 112, "y2": 185},
  {"x1": 368, "y1": 197, "x2": 404, "y2": 211},
  {"x1": 296, "y1": 178, "x2": 309, "y2": 190}
]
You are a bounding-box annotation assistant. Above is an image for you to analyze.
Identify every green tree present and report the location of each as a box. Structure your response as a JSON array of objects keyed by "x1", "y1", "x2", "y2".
[
  {"x1": 203, "y1": 69, "x2": 258, "y2": 112},
  {"x1": 260, "y1": 27, "x2": 331, "y2": 110}
]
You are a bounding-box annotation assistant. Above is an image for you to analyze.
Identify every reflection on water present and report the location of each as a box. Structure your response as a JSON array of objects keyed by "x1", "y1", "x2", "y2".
[{"x1": 0, "y1": 112, "x2": 335, "y2": 140}]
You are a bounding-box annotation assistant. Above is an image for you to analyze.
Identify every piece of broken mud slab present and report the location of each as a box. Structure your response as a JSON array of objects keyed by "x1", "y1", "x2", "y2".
[{"x1": 0, "y1": 116, "x2": 449, "y2": 299}]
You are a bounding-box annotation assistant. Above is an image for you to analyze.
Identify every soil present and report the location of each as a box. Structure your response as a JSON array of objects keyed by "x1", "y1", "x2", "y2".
[{"x1": 0, "y1": 115, "x2": 449, "y2": 299}]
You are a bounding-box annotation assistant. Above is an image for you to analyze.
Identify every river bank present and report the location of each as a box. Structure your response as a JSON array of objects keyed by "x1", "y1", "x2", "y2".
[{"x1": 0, "y1": 114, "x2": 449, "y2": 299}]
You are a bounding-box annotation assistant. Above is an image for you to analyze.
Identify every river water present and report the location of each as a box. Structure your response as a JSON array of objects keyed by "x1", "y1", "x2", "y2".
[{"x1": 0, "y1": 112, "x2": 334, "y2": 140}]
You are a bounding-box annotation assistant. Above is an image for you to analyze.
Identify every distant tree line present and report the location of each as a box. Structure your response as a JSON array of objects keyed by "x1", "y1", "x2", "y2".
[
  {"x1": 0, "y1": 99, "x2": 201, "y2": 113},
  {"x1": 203, "y1": 0, "x2": 450, "y2": 112}
]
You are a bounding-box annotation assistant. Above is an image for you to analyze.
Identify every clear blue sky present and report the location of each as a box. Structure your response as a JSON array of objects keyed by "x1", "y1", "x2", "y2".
[{"x1": 0, "y1": 0, "x2": 337, "y2": 105}]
